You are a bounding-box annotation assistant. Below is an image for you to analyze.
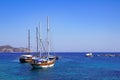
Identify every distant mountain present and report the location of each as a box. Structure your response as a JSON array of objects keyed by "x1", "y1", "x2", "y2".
[{"x1": 0, "y1": 45, "x2": 29, "y2": 53}]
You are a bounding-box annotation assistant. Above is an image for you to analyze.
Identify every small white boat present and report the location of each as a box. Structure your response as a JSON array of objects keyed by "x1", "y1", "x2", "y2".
[{"x1": 85, "y1": 52, "x2": 93, "y2": 57}]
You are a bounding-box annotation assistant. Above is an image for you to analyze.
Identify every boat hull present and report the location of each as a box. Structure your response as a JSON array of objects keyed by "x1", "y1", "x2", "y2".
[
  {"x1": 32, "y1": 63, "x2": 54, "y2": 68},
  {"x1": 19, "y1": 57, "x2": 32, "y2": 63},
  {"x1": 49, "y1": 56, "x2": 59, "y2": 60},
  {"x1": 31, "y1": 59, "x2": 55, "y2": 69}
]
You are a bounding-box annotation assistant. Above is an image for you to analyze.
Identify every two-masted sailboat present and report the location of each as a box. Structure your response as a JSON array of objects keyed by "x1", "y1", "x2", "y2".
[
  {"x1": 19, "y1": 29, "x2": 33, "y2": 63},
  {"x1": 30, "y1": 16, "x2": 56, "y2": 68}
]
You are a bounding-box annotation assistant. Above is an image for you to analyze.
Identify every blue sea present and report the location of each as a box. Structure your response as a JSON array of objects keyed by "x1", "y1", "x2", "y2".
[{"x1": 0, "y1": 52, "x2": 120, "y2": 80}]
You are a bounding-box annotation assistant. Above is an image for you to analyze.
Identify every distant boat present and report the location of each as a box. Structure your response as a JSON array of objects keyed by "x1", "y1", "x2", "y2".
[
  {"x1": 105, "y1": 54, "x2": 115, "y2": 57},
  {"x1": 49, "y1": 54, "x2": 59, "y2": 60},
  {"x1": 19, "y1": 30, "x2": 33, "y2": 63},
  {"x1": 85, "y1": 52, "x2": 93, "y2": 57},
  {"x1": 30, "y1": 16, "x2": 56, "y2": 68}
]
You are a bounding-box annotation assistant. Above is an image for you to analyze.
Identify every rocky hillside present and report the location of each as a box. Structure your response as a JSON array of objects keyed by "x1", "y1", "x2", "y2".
[{"x1": 0, "y1": 45, "x2": 29, "y2": 53}]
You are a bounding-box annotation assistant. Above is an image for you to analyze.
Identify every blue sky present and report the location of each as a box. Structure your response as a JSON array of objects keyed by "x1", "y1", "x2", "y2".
[{"x1": 0, "y1": 0, "x2": 120, "y2": 52}]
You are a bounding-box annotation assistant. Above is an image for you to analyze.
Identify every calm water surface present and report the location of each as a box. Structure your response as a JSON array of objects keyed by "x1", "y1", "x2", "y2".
[{"x1": 0, "y1": 52, "x2": 120, "y2": 80}]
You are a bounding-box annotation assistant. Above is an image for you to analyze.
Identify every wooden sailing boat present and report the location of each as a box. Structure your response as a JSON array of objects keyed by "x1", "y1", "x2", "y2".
[
  {"x1": 19, "y1": 29, "x2": 33, "y2": 63},
  {"x1": 30, "y1": 16, "x2": 56, "y2": 68}
]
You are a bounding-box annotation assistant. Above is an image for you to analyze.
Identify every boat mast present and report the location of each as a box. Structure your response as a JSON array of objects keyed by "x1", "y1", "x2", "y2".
[
  {"x1": 39, "y1": 22, "x2": 47, "y2": 56},
  {"x1": 28, "y1": 29, "x2": 30, "y2": 54},
  {"x1": 39, "y1": 23, "x2": 42, "y2": 58},
  {"x1": 47, "y1": 16, "x2": 50, "y2": 57},
  {"x1": 36, "y1": 27, "x2": 39, "y2": 56}
]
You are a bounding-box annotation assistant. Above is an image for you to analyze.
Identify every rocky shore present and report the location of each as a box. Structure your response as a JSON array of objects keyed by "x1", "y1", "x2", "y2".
[{"x1": 0, "y1": 45, "x2": 29, "y2": 53}]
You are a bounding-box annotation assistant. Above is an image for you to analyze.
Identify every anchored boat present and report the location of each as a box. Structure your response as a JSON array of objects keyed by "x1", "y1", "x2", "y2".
[
  {"x1": 85, "y1": 52, "x2": 93, "y2": 57},
  {"x1": 30, "y1": 16, "x2": 56, "y2": 68},
  {"x1": 19, "y1": 29, "x2": 33, "y2": 63}
]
